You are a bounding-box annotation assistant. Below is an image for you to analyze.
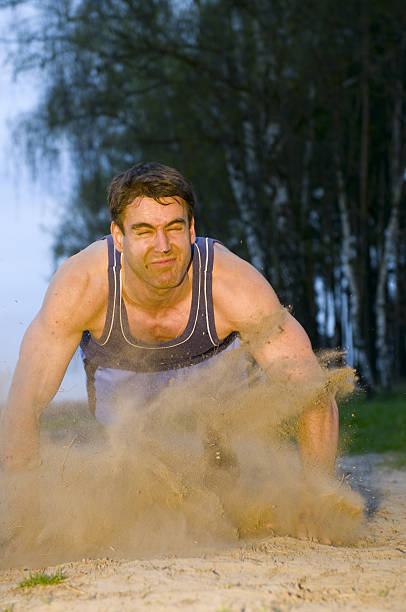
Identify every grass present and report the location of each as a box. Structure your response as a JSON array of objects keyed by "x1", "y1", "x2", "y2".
[
  {"x1": 39, "y1": 400, "x2": 106, "y2": 445},
  {"x1": 40, "y1": 401, "x2": 94, "y2": 431},
  {"x1": 18, "y1": 570, "x2": 67, "y2": 588},
  {"x1": 339, "y1": 389, "x2": 406, "y2": 456}
]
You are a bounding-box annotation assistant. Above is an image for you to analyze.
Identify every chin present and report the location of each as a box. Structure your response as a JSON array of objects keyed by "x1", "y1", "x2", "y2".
[{"x1": 149, "y1": 276, "x2": 183, "y2": 290}]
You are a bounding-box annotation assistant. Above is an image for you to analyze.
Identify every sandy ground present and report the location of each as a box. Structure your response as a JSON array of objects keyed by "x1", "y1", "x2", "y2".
[{"x1": 0, "y1": 454, "x2": 405, "y2": 612}]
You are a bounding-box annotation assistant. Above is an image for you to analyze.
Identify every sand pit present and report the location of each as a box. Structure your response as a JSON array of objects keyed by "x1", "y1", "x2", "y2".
[
  {"x1": 0, "y1": 454, "x2": 405, "y2": 611},
  {"x1": 0, "y1": 347, "x2": 403, "y2": 611}
]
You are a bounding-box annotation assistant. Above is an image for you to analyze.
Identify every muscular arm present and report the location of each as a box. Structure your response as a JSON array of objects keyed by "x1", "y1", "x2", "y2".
[
  {"x1": 253, "y1": 311, "x2": 338, "y2": 472},
  {"x1": 0, "y1": 315, "x2": 81, "y2": 470},
  {"x1": 213, "y1": 245, "x2": 338, "y2": 473},
  {"x1": 0, "y1": 247, "x2": 105, "y2": 471},
  {"x1": 254, "y1": 312, "x2": 338, "y2": 472}
]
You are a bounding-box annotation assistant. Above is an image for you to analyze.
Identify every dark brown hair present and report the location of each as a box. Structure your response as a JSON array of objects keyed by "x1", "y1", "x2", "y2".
[{"x1": 108, "y1": 161, "x2": 195, "y2": 231}]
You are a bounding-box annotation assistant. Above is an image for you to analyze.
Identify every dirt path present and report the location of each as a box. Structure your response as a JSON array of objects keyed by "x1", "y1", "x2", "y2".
[{"x1": 0, "y1": 454, "x2": 405, "y2": 611}]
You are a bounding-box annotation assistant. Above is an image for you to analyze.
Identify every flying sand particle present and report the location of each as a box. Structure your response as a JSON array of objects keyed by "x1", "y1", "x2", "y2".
[{"x1": 0, "y1": 315, "x2": 364, "y2": 567}]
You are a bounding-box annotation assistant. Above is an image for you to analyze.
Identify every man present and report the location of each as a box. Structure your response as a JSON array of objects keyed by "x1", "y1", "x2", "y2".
[{"x1": 0, "y1": 162, "x2": 338, "y2": 473}]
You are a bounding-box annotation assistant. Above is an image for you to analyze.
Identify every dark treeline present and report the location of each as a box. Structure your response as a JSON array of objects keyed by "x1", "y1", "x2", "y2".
[{"x1": 2, "y1": 0, "x2": 406, "y2": 391}]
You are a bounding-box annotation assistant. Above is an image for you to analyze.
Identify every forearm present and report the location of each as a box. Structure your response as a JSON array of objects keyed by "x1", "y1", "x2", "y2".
[
  {"x1": 298, "y1": 396, "x2": 339, "y2": 474},
  {"x1": 0, "y1": 375, "x2": 47, "y2": 471},
  {"x1": 1, "y1": 383, "x2": 44, "y2": 543},
  {"x1": 1, "y1": 350, "x2": 62, "y2": 470}
]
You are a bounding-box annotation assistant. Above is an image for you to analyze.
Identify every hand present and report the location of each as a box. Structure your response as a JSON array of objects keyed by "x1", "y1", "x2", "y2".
[{"x1": 0, "y1": 467, "x2": 43, "y2": 560}]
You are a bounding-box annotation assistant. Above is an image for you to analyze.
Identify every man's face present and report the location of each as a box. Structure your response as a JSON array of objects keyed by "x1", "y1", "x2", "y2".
[{"x1": 111, "y1": 196, "x2": 196, "y2": 291}]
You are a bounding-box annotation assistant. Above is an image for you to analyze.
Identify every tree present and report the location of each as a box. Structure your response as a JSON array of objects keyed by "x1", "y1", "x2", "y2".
[{"x1": 2, "y1": 0, "x2": 406, "y2": 389}]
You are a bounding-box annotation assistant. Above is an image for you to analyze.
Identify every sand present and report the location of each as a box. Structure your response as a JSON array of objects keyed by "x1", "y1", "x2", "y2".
[
  {"x1": 0, "y1": 453, "x2": 405, "y2": 612},
  {"x1": 0, "y1": 343, "x2": 403, "y2": 611}
]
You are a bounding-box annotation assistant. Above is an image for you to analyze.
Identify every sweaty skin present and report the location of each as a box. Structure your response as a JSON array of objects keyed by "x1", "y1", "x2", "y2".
[{"x1": 0, "y1": 196, "x2": 338, "y2": 472}]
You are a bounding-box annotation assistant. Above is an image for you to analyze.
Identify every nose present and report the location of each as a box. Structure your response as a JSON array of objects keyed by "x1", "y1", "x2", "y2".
[{"x1": 155, "y1": 229, "x2": 171, "y2": 253}]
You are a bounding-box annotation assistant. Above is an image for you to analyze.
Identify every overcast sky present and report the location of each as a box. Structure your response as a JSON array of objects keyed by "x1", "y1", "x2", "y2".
[{"x1": 0, "y1": 9, "x2": 86, "y2": 402}]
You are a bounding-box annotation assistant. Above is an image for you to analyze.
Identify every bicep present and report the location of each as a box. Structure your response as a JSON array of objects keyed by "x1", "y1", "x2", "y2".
[
  {"x1": 253, "y1": 312, "x2": 312, "y2": 362},
  {"x1": 214, "y1": 248, "x2": 323, "y2": 383},
  {"x1": 249, "y1": 311, "x2": 323, "y2": 385},
  {"x1": 9, "y1": 258, "x2": 92, "y2": 411}
]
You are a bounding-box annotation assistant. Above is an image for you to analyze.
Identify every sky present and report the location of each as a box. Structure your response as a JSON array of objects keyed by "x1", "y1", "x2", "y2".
[{"x1": 0, "y1": 8, "x2": 86, "y2": 402}]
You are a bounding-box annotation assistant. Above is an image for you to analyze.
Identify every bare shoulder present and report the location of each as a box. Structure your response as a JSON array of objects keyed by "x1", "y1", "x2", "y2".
[
  {"x1": 38, "y1": 239, "x2": 108, "y2": 333},
  {"x1": 212, "y1": 241, "x2": 281, "y2": 334}
]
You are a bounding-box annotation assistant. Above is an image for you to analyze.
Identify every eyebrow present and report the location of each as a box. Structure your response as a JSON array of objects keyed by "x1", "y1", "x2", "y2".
[{"x1": 130, "y1": 218, "x2": 187, "y2": 230}]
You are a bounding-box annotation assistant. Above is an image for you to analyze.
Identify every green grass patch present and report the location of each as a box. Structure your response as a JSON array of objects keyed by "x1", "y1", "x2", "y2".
[
  {"x1": 18, "y1": 570, "x2": 67, "y2": 588},
  {"x1": 339, "y1": 390, "x2": 406, "y2": 455},
  {"x1": 40, "y1": 401, "x2": 94, "y2": 431}
]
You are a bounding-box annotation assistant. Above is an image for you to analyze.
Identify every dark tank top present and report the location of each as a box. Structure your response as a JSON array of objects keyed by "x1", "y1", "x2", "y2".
[{"x1": 80, "y1": 235, "x2": 238, "y2": 373}]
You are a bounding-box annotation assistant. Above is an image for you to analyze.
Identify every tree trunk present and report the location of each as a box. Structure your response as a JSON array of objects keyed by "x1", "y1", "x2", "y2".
[
  {"x1": 375, "y1": 202, "x2": 400, "y2": 388},
  {"x1": 335, "y1": 158, "x2": 375, "y2": 388},
  {"x1": 224, "y1": 148, "x2": 265, "y2": 271},
  {"x1": 375, "y1": 89, "x2": 403, "y2": 388}
]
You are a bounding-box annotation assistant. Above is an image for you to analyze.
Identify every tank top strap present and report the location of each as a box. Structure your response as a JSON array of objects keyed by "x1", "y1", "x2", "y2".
[
  {"x1": 97, "y1": 234, "x2": 121, "y2": 345},
  {"x1": 194, "y1": 237, "x2": 220, "y2": 347}
]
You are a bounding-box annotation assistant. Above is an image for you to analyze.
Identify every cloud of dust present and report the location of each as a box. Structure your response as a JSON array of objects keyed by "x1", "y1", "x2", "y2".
[{"x1": 0, "y1": 311, "x2": 365, "y2": 568}]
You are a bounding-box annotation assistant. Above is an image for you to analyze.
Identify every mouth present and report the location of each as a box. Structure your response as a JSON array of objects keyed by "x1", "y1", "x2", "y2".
[{"x1": 149, "y1": 258, "x2": 176, "y2": 267}]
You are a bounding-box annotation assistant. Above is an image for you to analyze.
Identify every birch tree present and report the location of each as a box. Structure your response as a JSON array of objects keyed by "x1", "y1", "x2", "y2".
[{"x1": 375, "y1": 64, "x2": 406, "y2": 388}]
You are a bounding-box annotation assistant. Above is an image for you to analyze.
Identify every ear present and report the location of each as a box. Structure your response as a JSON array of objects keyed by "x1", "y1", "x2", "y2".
[
  {"x1": 189, "y1": 217, "x2": 196, "y2": 243},
  {"x1": 111, "y1": 221, "x2": 124, "y2": 252}
]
